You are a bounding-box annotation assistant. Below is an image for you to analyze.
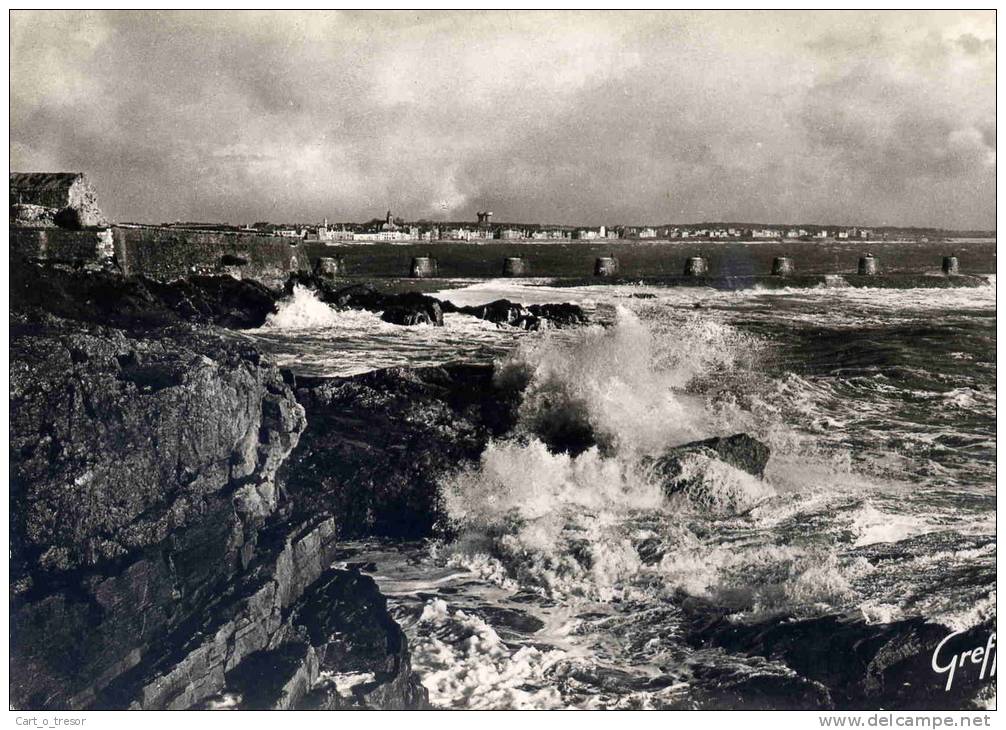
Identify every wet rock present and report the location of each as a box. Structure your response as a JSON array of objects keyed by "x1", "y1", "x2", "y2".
[
  {"x1": 290, "y1": 569, "x2": 429, "y2": 709},
  {"x1": 454, "y1": 299, "x2": 587, "y2": 330},
  {"x1": 289, "y1": 275, "x2": 587, "y2": 330},
  {"x1": 650, "y1": 433, "x2": 770, "y2": 484},
  {"x1": 285, "y1": 364, "x2": 520, "y2": 539},
  {"x1": 11, "y1": 260, "x2": 280, "y2": 330},
  {"x1": 9, "y1": 273, "x2": 444, "y2": 711},
  {"x1": 685, "y1": 604, "x2": 996, "y2": 710},
  {"x1": 644, "y1": 434, "x2": 771, "y2": 513},
  {"x1": 687, "y1": 660, "x2": 832, "y2": 710},
  {"x1": 458, "y1": 299, "x2": 538, "y2": 328},
  {"x1": 381, "y1": 300, "x2": 444, "y2": 326},
  {"x1": 224, "y1": 642, "x2": 320, "y2": 710},
  {"x1": 526, "y1": 302, "x2": 588, "y2": 327}
]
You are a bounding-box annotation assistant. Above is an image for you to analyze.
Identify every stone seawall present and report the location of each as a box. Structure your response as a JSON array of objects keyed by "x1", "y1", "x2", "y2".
[{"x1": 11, "y1": 226, "x2": 310, "y2": 288}]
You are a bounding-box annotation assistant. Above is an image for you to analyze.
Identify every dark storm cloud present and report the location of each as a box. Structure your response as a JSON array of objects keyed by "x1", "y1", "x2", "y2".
[{"x1": 9, "y1": 10, "x2": 995, "y2": 228}]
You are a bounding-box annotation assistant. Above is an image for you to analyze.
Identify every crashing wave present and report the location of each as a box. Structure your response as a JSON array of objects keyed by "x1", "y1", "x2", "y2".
[{"x1": 263, "y1": 284, "x2": 344, "y2": 329}]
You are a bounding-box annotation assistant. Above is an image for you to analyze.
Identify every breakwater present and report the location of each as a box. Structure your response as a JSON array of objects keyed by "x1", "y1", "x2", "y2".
[
  {"x1": 10, "y1": 228, "x2": 995, "y2": 290},
  {"x1": 540, "y1": 273, "x2": 991, "y2": 289}
]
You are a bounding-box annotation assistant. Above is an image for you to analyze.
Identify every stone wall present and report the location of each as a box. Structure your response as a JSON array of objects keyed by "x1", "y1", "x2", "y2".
[{"x1": 10, "y1": 226, "x2": 310, "y2": 288}]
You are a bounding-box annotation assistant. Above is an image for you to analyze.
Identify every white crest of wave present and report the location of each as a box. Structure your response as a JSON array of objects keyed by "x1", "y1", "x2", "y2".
[
  {"x1": 438, "y1": 307, "x2": 791, "y2": 603},
  {"x1": 410, "y1": 597, "x2": 568, "y2": 709},
  {"x1": 496, "y1": 306, "x2": 757, "y2": 456},
  {"x1": 263, "y1": 285, "x2": 343, "y2": 329}
]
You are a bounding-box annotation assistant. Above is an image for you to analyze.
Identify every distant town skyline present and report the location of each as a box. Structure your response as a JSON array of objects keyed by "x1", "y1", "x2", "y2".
[{"x1": 10, "y1": 10, "x2": 996, "y2": 229}]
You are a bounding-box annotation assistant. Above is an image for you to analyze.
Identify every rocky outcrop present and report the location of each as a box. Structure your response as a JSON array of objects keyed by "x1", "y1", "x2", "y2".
[
  {"x1": 683, "y1": 599, "x2": 995, "y2": 710},
  {"x1": 381, "y1": 300, "x2": 444, "y2": 326},
  {"x1": 292, "y1": 569, "x2": 429, "y2": 709},
  {"x1": 10, "y1": 310, "x2": 306, "y2": 707},
  {"x1": 650, "y1": 433, "x2": 771, "y2": 485},
  {"x1": 447, "y1": 299, "x2": 588, "y2": 330},
  {"x1": 12, "y1": 260, "x2": 279, "y2": 330},
  {"x1": 287, "y1": 276, "x2": 588, "y2": 330},
  {"x1": 643, "y1": 433, "x2": 771, "y2": 514},
  {"x1": 10, "y1": 274, "x2": 431, "y2": 711},
  {"x1": 284, "y1": 365, "x2": 520, "y2": 539}
]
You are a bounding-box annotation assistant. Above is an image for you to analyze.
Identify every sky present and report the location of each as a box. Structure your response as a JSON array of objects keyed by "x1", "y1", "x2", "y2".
[{"x1": 9, "y1": 10, "x2": 996, "y2": 228}]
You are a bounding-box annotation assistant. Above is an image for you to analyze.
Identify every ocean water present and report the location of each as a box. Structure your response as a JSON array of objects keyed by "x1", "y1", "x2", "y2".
[{"x1": 242, "y1": 243, "x2": 996, "y2": 709}]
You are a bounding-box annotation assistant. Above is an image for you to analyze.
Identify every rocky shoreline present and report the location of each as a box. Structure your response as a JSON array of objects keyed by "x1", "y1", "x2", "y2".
[
  {"x1": 9, "y1": 260, "x2": 581, "y2": 710},
  {"x1": 10, "y1": 260, "x2": 993, "y2": 710}
]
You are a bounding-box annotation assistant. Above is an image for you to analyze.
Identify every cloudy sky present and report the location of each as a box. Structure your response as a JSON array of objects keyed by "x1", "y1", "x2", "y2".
[{"x1": 10, "y1": 10, "x2": 996, "y2": 228}]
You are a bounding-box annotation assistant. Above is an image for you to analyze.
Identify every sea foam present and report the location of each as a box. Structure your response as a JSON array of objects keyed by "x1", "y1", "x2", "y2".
[{"x1": 263, "y1": 284, "x2": 344, "y2": 329}]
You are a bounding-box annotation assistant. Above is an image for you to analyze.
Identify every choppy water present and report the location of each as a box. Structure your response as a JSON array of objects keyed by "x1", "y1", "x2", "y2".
[{"x1": 242, "y1": 249, "x2": 996, "y2": 709}]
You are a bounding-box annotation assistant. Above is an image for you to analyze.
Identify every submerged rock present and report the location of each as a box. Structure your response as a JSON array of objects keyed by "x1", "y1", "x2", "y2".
[
  {"x1": 646, "y1": 433, "x2": 772, "y2": 513},
  {"x1": 650, "y1": 433, "x2": 770, "y2": 483}
]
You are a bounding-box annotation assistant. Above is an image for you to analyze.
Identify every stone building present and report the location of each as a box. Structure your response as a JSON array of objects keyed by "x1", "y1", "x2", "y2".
[{"x1": 10, "y1": 172, "x2": 107, "y2": 228}]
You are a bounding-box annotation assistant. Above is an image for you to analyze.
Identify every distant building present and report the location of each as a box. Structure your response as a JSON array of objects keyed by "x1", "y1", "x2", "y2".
[
  {"x1": 750, "y1": 228, "x2": 782, "y2": 239},
  {"x1": 814, "y1": 230, "x2": 828, "y2": 239},
  {"x1": 530, "y1": 229, "x2": 570, "y2": 240},
  {"x1": 639, "y1": 227, "x2": 657, "y2": 239},
  {"x1": 575, "y1": 227, "x2": 605, "y2": 240},
  {"x1": 498, "y1": 228, "x2": 526, "y2": 240},
  {"x1": 326, "y1": 228, "x2": 355, "y2": 242},
  {"x1": 836, "y1": 230, "x2": 850, "y2": 239},
  {"x1": 443, "y1": 227, "x2": 477, "y2": 241}
]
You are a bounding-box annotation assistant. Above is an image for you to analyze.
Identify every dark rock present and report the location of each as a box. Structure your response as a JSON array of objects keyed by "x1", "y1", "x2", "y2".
[
  {"x1": 526, "y1": 302, "x2": 588, "y2": 327},
  {"x1": 9, "y1": 273, "x2": 443, "y2": 711},
  {"x1": 220, "y1": 253, "x2": 249, "y2": 267},
  {"x1": 649, "y1": 433, "x2": 770, "y2": 484},
  {"x1": 381, "y1": 300, "x2": 444, "y2": 327},
  {"x1": 284, "y1": 364, "x2": 520, "y2": 539},
  {"x1": 459, "y1": 299, "x2": 537, "y2": 328},
  {"x1": 644, "y1": 434, "x2": 771, "y2": 512},
  {"x1": 290, "y1": 569, "x2": 429, "y2": 709},
  {"x1": 287, "y1": 275, "x2": 586, "y2": 330},
  {"x1": 223, "y1": 642, "x2": 319, "y2": 710},
  {"x1": 688, "y1": 433, "x2": 771, "y2": 478},
  {"x1": 684, "y1": 600, "x2": 996, "y2": 710},
  {"x1": 11, "y1": 260, "x2": 280, "y2": 330},
  {"x1": 686, "y1": 660, "x2": 832, "y2": 710},
  {"x1": 454, "y1": 299, "x2": 586, "y2": 330}
]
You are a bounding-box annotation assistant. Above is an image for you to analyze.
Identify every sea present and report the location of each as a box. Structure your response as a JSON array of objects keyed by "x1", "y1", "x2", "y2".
[{"x1": 242, "y1": 239, "x2": 996, "y2": 709}]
